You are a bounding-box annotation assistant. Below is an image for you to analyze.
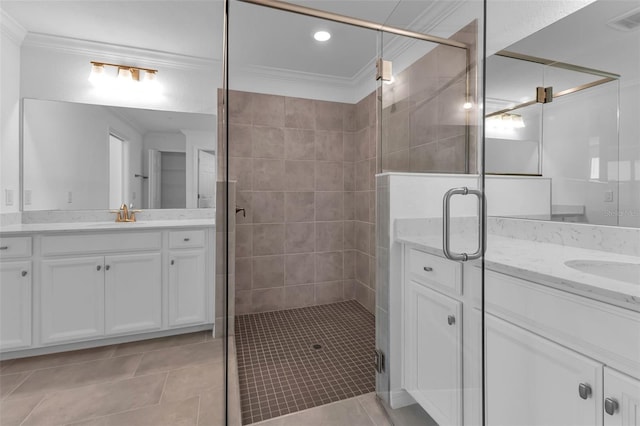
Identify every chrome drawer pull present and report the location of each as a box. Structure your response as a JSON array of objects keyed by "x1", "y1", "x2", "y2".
[
  {"x1": 447, "y1": 315, "x2": 455, "y2": 325},
  {"x1": 21, "y1": 271, "x2": 28, "y2": 277},
  {"x1": 0, "y1": 246, "x2": 8, "y2": 250},
  {"x1": 604, "y1": 398, "x2": 619, "y2": 415},
  {"x1": 578, "y1": 383, "x2": 592, "y2": 400},
  {"x1": 423, "y1": 266, "x2": 433, "y2": 272},
  {"x1": 97, "y1": 265, "x2": 102, "y2": 271},
  {"x1": 184, "y1": 238, "x2": 190, "y2": 242}
]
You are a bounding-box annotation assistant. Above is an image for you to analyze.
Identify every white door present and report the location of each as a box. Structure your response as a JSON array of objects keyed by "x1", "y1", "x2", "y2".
[
  {"x1": 168, "y1": 249, "x2": 206, "y2": 327},
  {"x1": 0, "y1": 261, "x2": 32, "y2": 350},
  {"x1": 148, "y1": 149, "x2": 162, "y2": 209},
  {"x1": 486, "y1": 314, "x2": 602, "y2": 426},
  {"x1": 197, "y1": 150, "x2": 216, "y2": 208},
  {"x1": 41, "y1": 257, "x2": 105, "y2": 344},
  {"x1": 404, "y1": 281, "x2": 462, "y2": 426},
  {"x1": 104, "y1": 253, "x2": 161, "y2": 335},
  {"x1": 604, "y1": 367, "x2": 640, "y2": 426}
]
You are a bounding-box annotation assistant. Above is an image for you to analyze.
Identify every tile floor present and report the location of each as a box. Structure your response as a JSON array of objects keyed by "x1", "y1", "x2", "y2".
[
  {"x1": 0, "y1": 331, "x2": 239, "y2": 426},
  {"x1": 235, "y1": 300, "x2": 376, "y2": 424}
]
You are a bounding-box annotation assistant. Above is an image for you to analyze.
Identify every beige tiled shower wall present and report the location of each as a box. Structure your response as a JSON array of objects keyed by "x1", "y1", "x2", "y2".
[
  {"x1": 352, "y1": 92, "x2": 377, "y2": 313},
  {"x1": 224, "y1": 90, "x2": 364, "y2": 314},
  {"x1": 381, "y1": 21, "x2": 478, "y2": 174}
]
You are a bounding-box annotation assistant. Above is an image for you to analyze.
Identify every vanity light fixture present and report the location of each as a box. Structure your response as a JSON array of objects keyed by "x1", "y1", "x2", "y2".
[
  {"x1": 463, "y1": 101, "x2": 473, "y2": 110},
  {"x1": 313, "y1": 30, "x2": 331, "y2": 42},
  {"x1": 487, "y1": 113, "x2": 525, "y2": 130},
  {"x1": 88, "y1": 61, "x2": 159, "y2": 89}
]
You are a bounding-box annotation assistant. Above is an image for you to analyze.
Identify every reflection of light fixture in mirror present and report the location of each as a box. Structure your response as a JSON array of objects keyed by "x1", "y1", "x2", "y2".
[
  {"x1": 463, "y1": 101, "x2": 473, "y2": 110},
  {"x1": 314, "y1": 31, "x2": 331, "y2": 41},
  {"x1": 384, "y1": 75, "x2": 395, "y2": 85},
  {"x1": 88, "y1": 61, "x2": 159, "y2": 93},
  {"x1": 487, "y1": 113, "x2": 525, "y2": 130}
]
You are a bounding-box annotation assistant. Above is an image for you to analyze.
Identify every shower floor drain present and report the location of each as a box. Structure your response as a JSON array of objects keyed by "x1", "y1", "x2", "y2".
[{"x1": 312, "y1": 344, "x2": 322, "y2": 350}]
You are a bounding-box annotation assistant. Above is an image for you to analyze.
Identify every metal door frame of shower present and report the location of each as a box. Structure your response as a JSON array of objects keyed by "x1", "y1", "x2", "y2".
[{"x1": 236, "y1": 0, "x2": 476, "y2": 174}]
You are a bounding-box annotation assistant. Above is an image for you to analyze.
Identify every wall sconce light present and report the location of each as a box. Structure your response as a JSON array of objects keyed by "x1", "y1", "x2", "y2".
[
  {"x1": 89, "y1": 61, "x2": 159, "y2": 92},
  {"x1": 487, "y1": 113, "x2": 525, "y2": 130}
]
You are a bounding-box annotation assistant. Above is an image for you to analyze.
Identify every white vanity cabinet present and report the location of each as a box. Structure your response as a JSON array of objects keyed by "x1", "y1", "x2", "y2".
[
  {"x1": 404, "y1": 280, "x2": 462, "y2": 426},
  {"x1": 604, "y1": 367, "x2": 640, "y2": 426},
  {"x1": 403, "y1": 247, "x2": 464, "y2": 426},
  {"x1": 0, "y1": 224, "x2": 215, "y2": 358},
  {"x1": 41, "y1": 256, "x2": 106, "y2": 344},
  {"x1": 104, "y1": 253, "x2": 162, "y2": 335},
  {"x1": 0, "y1": 237, "x2": 33, "y2": 350},
  {"x1": 168, "y1": 230, "x2": 207, "y2": 327},
  {"x1": 486, "y1": 314, "x2": 603, "y2": 426}
]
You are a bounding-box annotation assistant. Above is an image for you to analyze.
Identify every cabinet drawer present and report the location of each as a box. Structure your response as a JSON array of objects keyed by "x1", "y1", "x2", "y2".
[
  {"x1": 169, "y1": 230, "x2": 205, "y2": 249},
  {"x1": 408, "y1": 248, "x2": 462, "y2": 296},
  {"x1": 0, "y1": 237, "x2": 32, "y2": 259},
  {"x1": 42, "y1": 232, "x2": 161, "y2": 256}
]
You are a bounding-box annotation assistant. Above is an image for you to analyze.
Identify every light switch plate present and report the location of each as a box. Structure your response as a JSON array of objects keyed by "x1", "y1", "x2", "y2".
[
  {"x1": 604, "y1": 190, "x2": 614, "y2": 202},
  {"x1": 5, "y1": 189, "x2": 14, "y2": 206}
]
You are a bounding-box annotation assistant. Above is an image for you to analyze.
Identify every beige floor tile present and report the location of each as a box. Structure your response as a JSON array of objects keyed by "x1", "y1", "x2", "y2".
[
  {"x1": 135, "y1": 341, "x2": 222, "y2": 376},
  {"x1": 255, "y1": 397, "x2": 376, "y2": 426},
  {"x1": 10, "y1": 354, "x2": 143, "y2": 398},
  {"x1": 1, "y1": 346, "x2": 116, "y2": 375},
  {"x1": 21, "y1": 372, "x2": 166, "y2": 426},
  {"x1": 196, "y1": 387, "x2": 228, "y2": 426},
  {"x1": 162, "y1": 361, "x2": 223, "y2": 403},
  {"x1": 356, "y1": 393, "x2": 392, "y2": 426},
  {"x1": 0, "y1": 393, "x2": 43, "y2": 426},
  {"x1": 0, "y1": 371, "x2": 31, "y2": 399},
  {"x1": 113, "y1": 332, "x2": 207, "y2": 357},
  {"x1": 68, "y1": 396, "x2": 199, "y2": 426}
]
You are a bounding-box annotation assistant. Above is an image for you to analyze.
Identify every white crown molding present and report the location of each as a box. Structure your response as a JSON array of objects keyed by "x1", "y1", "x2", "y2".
[
  {"x1": 22, "y1": 32, "x2": 218, "y2": 72},
  {"x1": 0, "y1": 10, "x2": 27, "y2": 45}
]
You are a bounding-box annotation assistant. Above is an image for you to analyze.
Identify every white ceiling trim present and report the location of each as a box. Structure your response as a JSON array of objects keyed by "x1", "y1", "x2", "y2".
[
  {"x1": 21, "y1": 32, "x2": 218, "y2": 72},
  {"x1": 234, "y1": 63, "x2": 354, "y2": 88},
  {"x1": 1, "y1": 10, "x2": 27, "y2": 45}
]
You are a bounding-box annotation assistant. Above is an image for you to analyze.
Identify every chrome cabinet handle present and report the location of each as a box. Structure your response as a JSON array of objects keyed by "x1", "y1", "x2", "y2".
[
  {"x1": 21, "y1": 270, "x2": 28, "y2": 277},
  {"x1": 105, "y1": 265, "x2": 110, "y2": 271},
  {"x1": 442, "y1": 187, "x2": 486, "y2": 262},
  {"x1": 578, "y1": 383, "x2": 592, "y2": 400},
  {"x1": 184, "y1": 238, "x2": 190, "y2": 242},
  {"x1": 171, "y1": 260, "x2": 175, "y2": 265},
  {"x1": 96, "y1": 265, "x2": 102, "y2": 271},
  {"x1": 604, "y1": 398, "x2": 619, "y2": 415},
  {"x1": 0, "y1": 246, "x2": 8, "y2": 250},
  {"x1": 447, "y1": 315, "x2": 455, "y2": 325},
  {"x1": 423, "y1": 266, "x2": 433, "y2": 272}
]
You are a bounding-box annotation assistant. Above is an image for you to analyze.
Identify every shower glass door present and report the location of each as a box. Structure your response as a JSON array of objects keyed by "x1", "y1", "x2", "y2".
[{"x1": 375, "y1": 2, "x2": 486, "y2": 425}]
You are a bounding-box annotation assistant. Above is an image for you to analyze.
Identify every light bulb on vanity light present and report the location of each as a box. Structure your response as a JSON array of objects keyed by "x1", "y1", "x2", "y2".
[
  {"x1": 117, "y1": 67, "x2": 133, "y2": 82},
  {"x1": 88, "y1": 62, "x2": 106, "y2": 85}
]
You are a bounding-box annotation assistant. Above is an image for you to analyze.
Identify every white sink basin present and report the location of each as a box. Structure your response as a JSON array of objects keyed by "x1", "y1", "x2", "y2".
[{"x1": 564, "y1": 259, "x2": 640, "y2": 284}]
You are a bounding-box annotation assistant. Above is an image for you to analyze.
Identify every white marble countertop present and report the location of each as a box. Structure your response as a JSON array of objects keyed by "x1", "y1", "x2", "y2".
[
  {"x1": 0, "y1": 219, "x2": 215, "y2": 235},
  {"x1": 397, "y1": 233, "x2": 640, "y2": 311}
]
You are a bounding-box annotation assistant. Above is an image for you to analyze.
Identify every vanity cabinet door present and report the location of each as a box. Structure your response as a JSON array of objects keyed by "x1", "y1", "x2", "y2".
[
  {"x1": 486, "y1": 314, "x2": 602, "y2": 426},
  {"x1": 0, "y1": 261, "x2": 32, "y2": 350},
  {"x1": 104, "y1": 253, "x2": 162, "y2": 335},
  {"x1": 41, "y1": 256, "x2": 105, "y2": 344},
  {"x1": 168, "y1": 249, "x2": 206, "y2": 327},
  {"x1": 404, "y1": 281, "x2": 462, "y2": 426},
  {"x1": 604, "y1": 368, "x2": 640, "y2": 426}
]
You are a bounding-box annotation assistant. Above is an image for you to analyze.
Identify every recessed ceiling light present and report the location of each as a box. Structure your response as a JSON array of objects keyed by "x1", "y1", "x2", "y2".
[{"x1": 314, "y1": 31, "x2": 331, "y2": 42}]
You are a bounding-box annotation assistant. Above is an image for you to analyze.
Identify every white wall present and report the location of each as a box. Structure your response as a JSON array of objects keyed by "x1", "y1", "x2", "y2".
[
  {"x1": 0, "y1": 12, "x2": 25, "y2": 213},
  {"x1": 618, "y1": 79, "x2": 640, "y2": 227},
  {"x1": 23, "y1": 99, "x2": 143, "y2": 210},
  {"x1": 542, "y1": 82, "x2": 619, "y2": 225}
]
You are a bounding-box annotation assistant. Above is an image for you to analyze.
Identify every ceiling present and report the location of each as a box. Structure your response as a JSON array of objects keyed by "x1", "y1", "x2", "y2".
[
  {"x1": 2, "y1": 0, "x2": 637, "y2": 101},
  {"x1": 106, "y1": 105, "x2": 216, "y2": 134}
]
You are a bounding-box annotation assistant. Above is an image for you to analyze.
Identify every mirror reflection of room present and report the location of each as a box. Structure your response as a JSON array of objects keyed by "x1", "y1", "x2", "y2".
[
  {"x1": 484, "y1": 0, "x2": 639, "y2": 227},
  {"x1": 22, "y1": 99, "x2": 216, "y2": 211}
]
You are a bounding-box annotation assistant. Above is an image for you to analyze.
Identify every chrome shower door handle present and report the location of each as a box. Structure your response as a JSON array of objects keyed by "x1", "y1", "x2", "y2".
[{"x1": 442, "y1": 186, "x2": 485, "y2": 262}]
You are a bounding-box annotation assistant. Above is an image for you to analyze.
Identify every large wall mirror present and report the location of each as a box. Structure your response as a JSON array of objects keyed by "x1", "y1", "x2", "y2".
[
  {"x1": 484, "y1": 0, "x2": 639, "y2": 227},
  {"x1": 23, "y1": 99, "x2": 216, "y2": 211}
]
